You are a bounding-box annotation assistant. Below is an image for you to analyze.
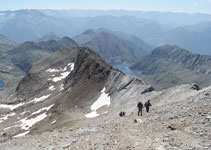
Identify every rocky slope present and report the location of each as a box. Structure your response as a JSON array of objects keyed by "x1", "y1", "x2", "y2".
[
  {"x1": 0, "y1": 46, "x2": 152, "y2": 141},
  {"x1": 0, "y1": 46, "x2": 210, "y2": 149},
  {"x1": 130, "y1": 45, "x2": 211, "y2": 90},
  {"x1": 73, "y1": 29, "x2": 148, "y2": 64},
  {"x1": 0, "y1": 80, "x2": 210, "y2": 149}
]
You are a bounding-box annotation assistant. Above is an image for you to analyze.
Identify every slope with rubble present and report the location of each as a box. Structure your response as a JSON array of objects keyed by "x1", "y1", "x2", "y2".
[{"x1": 0, "y1": 46, "x2": 210, "y2": 149}]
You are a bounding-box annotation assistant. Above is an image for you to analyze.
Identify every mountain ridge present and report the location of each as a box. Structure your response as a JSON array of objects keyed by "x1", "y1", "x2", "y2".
[
  {"x1": 130, "y1": 45, "x2": 211, "y2": 90},
  {"x1": 73, "y1": 28, "x2": 149, "y2": 64}
]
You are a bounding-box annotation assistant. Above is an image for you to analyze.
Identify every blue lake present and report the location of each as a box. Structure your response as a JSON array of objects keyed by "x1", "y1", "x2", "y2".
[
  {"x1": 0, "y1": 80, "x2": 4, "y2": 89},
  {"x1": 112, "y1": 63, "x2": 141, "y2": 78}
]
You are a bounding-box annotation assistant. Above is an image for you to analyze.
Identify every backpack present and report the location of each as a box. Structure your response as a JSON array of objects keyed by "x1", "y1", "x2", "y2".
[{"x1": 137, "y1": 102, "x2": 143, "y2": 108}]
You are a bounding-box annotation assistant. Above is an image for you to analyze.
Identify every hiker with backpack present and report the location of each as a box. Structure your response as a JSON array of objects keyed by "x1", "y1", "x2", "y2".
[
  {"x1": 145, "y1": 100, "x2": 152, "y2": 113},
  {"x1": 137, "y1": 102, "x2": 143, "y2": 116}
]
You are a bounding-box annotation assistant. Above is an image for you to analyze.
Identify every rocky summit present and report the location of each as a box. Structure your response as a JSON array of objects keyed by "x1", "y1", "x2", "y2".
[{"x1": 0, "y1": 46, "x2": 210, "y2": 150}]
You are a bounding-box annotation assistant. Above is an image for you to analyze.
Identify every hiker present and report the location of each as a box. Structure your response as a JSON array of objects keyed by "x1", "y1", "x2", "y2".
[
  {"x1": 119, "y1": 111, "x2": 125, "y2": 117},
  {"x1": 145, "y1": 100, "x2": 152, "y2": 113},
  {"x1": 137, "y1": 102, "x2": 143, "y2": 116}
]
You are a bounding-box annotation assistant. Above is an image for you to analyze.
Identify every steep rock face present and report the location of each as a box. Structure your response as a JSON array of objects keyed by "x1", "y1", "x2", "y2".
[
  {"x1": 0, "y1": 47, "x2": 152, "y2": 137},
  {"x1": 73, "y1": 29, "x2": 148, "y2": 64},
  {"x1": 130, "y1": 45, "x2": 211, "y2": 90}
]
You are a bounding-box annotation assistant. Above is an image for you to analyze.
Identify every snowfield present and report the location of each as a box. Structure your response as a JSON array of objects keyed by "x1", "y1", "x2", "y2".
[{"x1": 85, "y1": 87, "x2": 111, "y2": 118}]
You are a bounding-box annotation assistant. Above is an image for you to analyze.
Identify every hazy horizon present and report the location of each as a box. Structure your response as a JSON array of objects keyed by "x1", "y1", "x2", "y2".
[
  {"x1": 1, "y1": 0, "x2": 211, "y2": 14},
  {"x1": 0, "y1": 8, "x2": 211, "y2": 15}
]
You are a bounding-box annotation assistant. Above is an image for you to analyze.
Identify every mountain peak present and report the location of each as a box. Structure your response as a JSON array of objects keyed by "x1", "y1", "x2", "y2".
[{"x1": 74, "y1": 29, "x2": 148, "y2": 64}]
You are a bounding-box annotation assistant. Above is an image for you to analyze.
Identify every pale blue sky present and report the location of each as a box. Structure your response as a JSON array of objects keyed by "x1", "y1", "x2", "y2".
[{"x1": 1, "y1": 0, "x2": 211, "y2": 14}]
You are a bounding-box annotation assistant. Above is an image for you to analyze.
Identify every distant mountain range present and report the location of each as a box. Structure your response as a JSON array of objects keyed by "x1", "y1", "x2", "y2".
[
  {"x1": 161, "y1": 22, "x2": 211, "y2": 54},
  {"x1": 130, "y1": 45, "x2": 211, "y2": 90},
  {"x1": 73, "y1": 29, "x2": 150, "y2": 64},
  {"x1": 41, "y1": 9, "x2": 211, "y2": 27},
  {"x1": 1, "y1": 9, "x2": 211, "y2": 55}
]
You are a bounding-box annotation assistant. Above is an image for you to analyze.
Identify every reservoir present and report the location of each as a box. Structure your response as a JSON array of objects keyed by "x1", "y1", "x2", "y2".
[
  {"x1": 112, "y1": 63, "x2": 141, "y2": 78},
  {"x1": 0, "y1": 80, "x2": 4, "y2": 89}
]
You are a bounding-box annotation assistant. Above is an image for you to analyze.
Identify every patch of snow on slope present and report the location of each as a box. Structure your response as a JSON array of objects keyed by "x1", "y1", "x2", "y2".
[
  {"x1": 46, "y1": 68, "x2": 60, "y2": 73},
  {"x1": 20, "y1": 111, "x2": 27, "y2": 115},
  {"x1": 27, "y1": 94, "x2": 51, "y2": 104},
  {"x1": 13, "y1": 131, "x2": 30, "y2": 138},
  {"x1": 20, "y1": 112, "x2": 48, "y2": 130},
  {"x1": 90, "y1": 87, "x2": 111, "y2": 111},
  {"x1": 48, "y1": 63, "x2": 74, "y2": 82},
  {"x1": 51, "y1": 120, "x2": 56, "y2": 124},
  {"x1": 85, "y1": 111, "x2": 100, "y2": 118},
  {"x1": 30, "y1": 104, "x2": 54, "y2": 116},
  {"x1": 4, "y1": 125, "x2": 19, "y2": 131},
  {"x1": 0, "y1": 103, "x2": 24, "y2": 110},
  {"x1": 48, "y1": 85, "x2": 55, "y2": 91},
  {"x1": 59, "y1": 84, "x2": 64, "y2": 91},
  {"x1": 85, "y1": 87, "x2": 111, "y2": 118},
  {"x1": 52, "y1": 72, "x2": 70, "y2": 82},
  {"x1": 0, "y1": 112, "x2": 16, "y2": 123}
]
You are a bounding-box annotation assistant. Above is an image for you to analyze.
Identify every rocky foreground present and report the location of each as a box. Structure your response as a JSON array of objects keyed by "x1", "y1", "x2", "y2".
[{"x1": 0, "y1": 84, "x2": 210, "y2": 150}]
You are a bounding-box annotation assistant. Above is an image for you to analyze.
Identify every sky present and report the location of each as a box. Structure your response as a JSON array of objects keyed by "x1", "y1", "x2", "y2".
[{"x1": 1, "y1": 0, "x2": 211, "y2": 14}]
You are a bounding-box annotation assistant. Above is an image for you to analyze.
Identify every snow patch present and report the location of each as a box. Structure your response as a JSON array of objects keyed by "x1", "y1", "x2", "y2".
[
  {"x1": 51, "y1": 120, "x2": 56, "y2": 124},
  {"x1": 30, "y1": 104, "x2": 54, "y2": 116},
  {"x1": 48, "y1": 85, "x2": 55, "y2": 91},
  {"x1": 59, "y1": 84, "x2": 64, "y2": 91},
  {"x1": 47, "y1": 63, "x2": 74, "y2": 82},
  {"x1": 46, "y1": 68, "x2": 60, "y2": 73},
  {"x1": 0, "y1": 103, "x2": 24, "y2": 110},
  {"x1": 0, "y1": 112, "x2": 16, "y2": 123},
  {"x1": 20, "y1": 111, "x2": 27, "y2": 115},
  {"x1": 52, "y1": 71, "x2": 70, "y2": 82},
  {"x1": 4, "y1": 125, "x2": 19, "y2": 131},
  {"x1": 85, "y1": 111, "x2": 99, "y2": 118},
  {"x1": 27, "y1": 94, "x2": 51, "y2": 104},
  {"x1": 104, "y1": 111, "x2": 108, "y2": 114},
  {"x1": 13, "y1": 131, "x2": 30, "y2": 138},
  {"x1": 90, "y1": 87, "x2": 111, "y2": 111},
  {"x1": 20, "y1": 112, "x2": 48, "y2": 130},
  {"x1": 85, "y1": 87, "x2": 111, "y2": 118}
]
